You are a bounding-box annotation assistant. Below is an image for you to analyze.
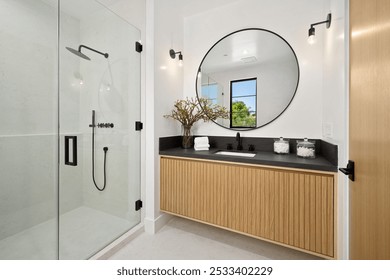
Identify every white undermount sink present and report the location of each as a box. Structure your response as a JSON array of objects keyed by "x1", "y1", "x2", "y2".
[{"x1": 214, "y1": 151, "x2": 256, "y2": 158}]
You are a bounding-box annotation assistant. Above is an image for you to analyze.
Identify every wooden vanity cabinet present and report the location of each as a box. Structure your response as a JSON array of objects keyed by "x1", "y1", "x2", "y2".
[{"x1": 160, "y1": 156, "x2": 336, "y2": 259}]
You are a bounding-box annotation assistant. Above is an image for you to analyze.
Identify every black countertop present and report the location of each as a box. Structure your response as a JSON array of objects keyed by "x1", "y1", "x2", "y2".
[{"x1": 159, "y1": 136, "x2": 338, "y2": 173}]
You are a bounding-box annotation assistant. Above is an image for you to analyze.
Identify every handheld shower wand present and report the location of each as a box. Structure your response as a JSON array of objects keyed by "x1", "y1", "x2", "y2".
[{"x1": 89, "y1": 110, "x2": 108, "y2": 191}]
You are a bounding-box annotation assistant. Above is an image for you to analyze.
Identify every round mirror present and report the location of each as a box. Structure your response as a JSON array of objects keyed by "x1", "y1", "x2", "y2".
[{"x1": 196, "y1": 28, "x2": 299, "y2": 130}]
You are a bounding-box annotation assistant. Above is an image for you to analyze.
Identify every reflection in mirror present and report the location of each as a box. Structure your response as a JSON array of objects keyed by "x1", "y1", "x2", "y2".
[
  {"x1": 196, "y1": 28, "x2": 299, "y2": 130},
  {"x1": 230, "y1": 78, "x2": 257, "y2": 128}
]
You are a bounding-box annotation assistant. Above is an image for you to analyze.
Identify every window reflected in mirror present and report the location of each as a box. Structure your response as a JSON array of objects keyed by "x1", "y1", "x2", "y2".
[{"x1": 230, "y1": 78, "x2": 257, "y2": 128}]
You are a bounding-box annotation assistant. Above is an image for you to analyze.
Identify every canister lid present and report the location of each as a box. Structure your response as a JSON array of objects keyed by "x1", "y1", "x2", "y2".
[
  {"x1": 297, "y1": 138, "x2": 315, "y2": 148},
  {"x1": 275, "y1": 137, "x2": 289, "y2": 144}
]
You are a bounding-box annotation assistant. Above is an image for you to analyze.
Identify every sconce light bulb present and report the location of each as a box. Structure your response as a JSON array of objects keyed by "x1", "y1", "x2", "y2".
[
  {"x1": 178, "y1": 53, "x2": 183, "y2": 67},
  {"x1": 79, "y1": 80, "x2": 84, "y2": 85},
  {"x1": 308, "y1": 35, "x2": 316, "y2": 45},
  {"x1": 308, "y1": 26, "x2": 316, "y2": 45}
]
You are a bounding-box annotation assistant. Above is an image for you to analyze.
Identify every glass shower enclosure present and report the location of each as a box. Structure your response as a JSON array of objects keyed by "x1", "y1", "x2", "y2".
[{"x1": 0, "y1": 0, "x2": 141, "y2": 259}]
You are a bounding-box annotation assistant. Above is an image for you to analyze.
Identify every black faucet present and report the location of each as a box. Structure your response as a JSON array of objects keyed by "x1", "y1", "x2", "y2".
[{"x1": 236, "y1": 132, "x2": 243, "y2": 150}]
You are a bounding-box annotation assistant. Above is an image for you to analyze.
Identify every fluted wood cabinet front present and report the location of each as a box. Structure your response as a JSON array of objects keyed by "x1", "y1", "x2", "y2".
[{"x1": 160, "y1": 156, "x2": 336, "y2": 258}]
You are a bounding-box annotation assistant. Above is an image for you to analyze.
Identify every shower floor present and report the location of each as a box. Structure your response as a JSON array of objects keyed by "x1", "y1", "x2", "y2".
[{"x1": 0, "y1": 206, "x2": 134, "y2": 260}]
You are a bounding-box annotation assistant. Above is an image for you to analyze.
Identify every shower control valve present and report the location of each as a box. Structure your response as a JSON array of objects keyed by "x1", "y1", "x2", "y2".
[{"x1": 97, "y1": 123, "x2": 114, "y2": 128}]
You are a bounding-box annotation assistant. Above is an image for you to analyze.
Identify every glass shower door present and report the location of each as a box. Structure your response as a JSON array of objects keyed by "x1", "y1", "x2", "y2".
[
  {"x1": 59, "y1": 0, "x2": 141, "y2": 259},
  {"x1": 0, "y1": 0, "x2": 59, "y2": 259}
]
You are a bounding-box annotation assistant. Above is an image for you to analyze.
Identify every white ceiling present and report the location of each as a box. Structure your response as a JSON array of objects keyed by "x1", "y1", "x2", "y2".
[
  {"x1": 168, "y1": 0, "x2": 242, "y2": 18},
  {"x1": 41, "y1": 0, "x2": 241, "y2": 21},
  {"x1": 201, "y1": 29, "x2": 296, "y2": 74},
  {"x1": 40, "y1": 0, "x2": 123, "y2": 20}
]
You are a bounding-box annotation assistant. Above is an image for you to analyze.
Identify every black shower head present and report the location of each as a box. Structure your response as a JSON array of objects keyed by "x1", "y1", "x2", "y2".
[
  {"x1": 66, "y1": 45, "x2": 109, "y2": 60},
  {"x1": 66, "y1": 47, "x2": 91, "y2": 60}
]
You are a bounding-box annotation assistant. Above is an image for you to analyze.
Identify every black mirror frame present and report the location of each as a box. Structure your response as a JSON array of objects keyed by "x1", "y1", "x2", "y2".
[{"x1": 195, "y1": 28, "x2": 300, "y2": 131}]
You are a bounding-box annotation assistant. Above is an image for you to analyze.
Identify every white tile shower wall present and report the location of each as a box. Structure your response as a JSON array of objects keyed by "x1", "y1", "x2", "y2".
[
  {"x1": 59, "y1": 7, "x2": 85, "y2": 216},
  {"x1": 183, "y1": 0, "x2": 326, "y2": 138},
  {"x1": 78, "y1": 7, "x2": 141, "y2": 221},
  {"x1": 60, "y1": 11, "x2": 82, "y2": 134},
  {"x1": 96, "y1": 0, "x2": 147, "y2": 228},
  {"x1": 59, "y1": 133, "x2": 84, "y2": 215},
  {"x1": 0, "y1": 0, "x2": 57, "y2": 135},
  {"x1": 0, "y1": 0, "x2": 83, "y2": 238},
  {"x1": 0, "y1": 135, "x2": 56, "y2": 239}
]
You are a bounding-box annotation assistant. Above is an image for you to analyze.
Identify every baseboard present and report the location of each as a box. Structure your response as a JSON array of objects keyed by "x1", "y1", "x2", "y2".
[
  {"x1": 89, "y1": 223, "x2": 145, "y2": 260},
  {"x1": 144, "y1": 213, "x2": 173, "y2": 234}
]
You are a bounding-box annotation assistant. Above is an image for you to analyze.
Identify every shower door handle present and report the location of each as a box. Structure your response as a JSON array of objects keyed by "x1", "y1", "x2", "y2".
[{"x1": 65, "y1": 136, "x2": 77, "y2": 166}]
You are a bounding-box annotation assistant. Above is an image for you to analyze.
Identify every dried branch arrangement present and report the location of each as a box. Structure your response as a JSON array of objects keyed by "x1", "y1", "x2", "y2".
[{"x1": 164, "y1": 97, "x2": 229, "y2": 127}]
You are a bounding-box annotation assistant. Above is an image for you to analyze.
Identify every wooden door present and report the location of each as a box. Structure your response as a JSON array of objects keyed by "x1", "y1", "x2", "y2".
[{"x1": 349, "y1": 0, "x2": 390, "y2": 259}]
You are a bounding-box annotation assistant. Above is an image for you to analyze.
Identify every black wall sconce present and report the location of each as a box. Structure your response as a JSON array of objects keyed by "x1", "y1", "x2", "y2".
[
  {"x1": 169, "y1": 49, "x2": 183, "y2": 66},
  {"x1": 308, "y1": 13, "x2": 332, "y2": 44}
]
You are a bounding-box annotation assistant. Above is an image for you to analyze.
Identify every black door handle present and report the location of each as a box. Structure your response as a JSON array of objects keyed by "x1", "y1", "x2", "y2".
[
  {"x1": 339, "y1": 160, "x2": 354, "y2": 181},
  {"x1": 65, "y1": 136, "x2": 77, "y2": 166}
]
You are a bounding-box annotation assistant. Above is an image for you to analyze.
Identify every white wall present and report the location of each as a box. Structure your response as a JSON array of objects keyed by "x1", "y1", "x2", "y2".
[
  {"x1": 152, "y1": 0, "x2": 348, "y2": 257},
  {"x1": 98, "y1": 0, "x2": 146, "y2": 32},
  {"x1": 322, "y1": 0, "x2": 348, "y2": 260},
  {"x1": 184, "y1": 0, "x2": 325, "y2": 138},
  {"x1": 142, "y1": 0, "x2": 183, "y2": 230},
  {"x1": 150, "y1": 0, "x2": 326, "y2": 231},
  {"x1": 93, "y1": 0, "x2": 349, "y2": 258}
]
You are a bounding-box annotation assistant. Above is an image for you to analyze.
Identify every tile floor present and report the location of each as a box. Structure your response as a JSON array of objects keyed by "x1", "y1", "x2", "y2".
[{"x1": 109, "y1": 216, "x2": 322, "y2": 260}]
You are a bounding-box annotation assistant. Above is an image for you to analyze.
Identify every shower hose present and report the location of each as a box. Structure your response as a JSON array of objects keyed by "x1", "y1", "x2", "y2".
[{"x1": 91, "y1": 115, "x2": 108, "y2": 192}]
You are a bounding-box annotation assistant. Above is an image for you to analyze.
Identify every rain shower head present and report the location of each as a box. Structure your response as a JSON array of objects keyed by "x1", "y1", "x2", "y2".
[
  {"x1": 66, "y1": 47, "x2": 91, "y2": 60},
  {"x1": 66, "y1": 45, "x2": 109, "y2": 60}
]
